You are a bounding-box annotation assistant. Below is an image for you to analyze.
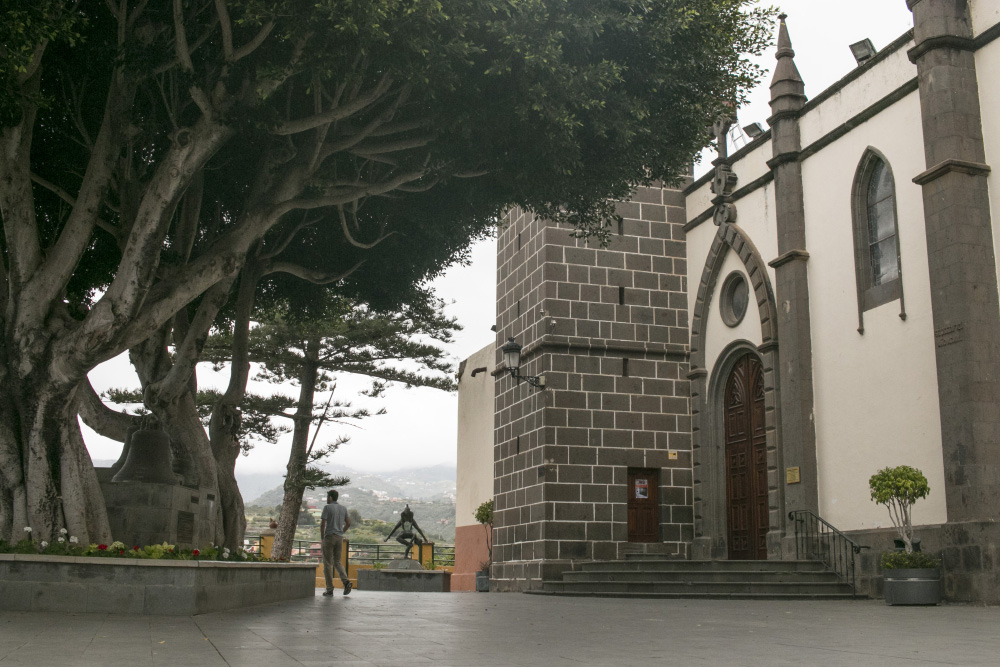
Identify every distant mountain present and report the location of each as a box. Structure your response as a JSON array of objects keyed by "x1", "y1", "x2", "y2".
[
  {"x1": 245, "y1": 463, "x2": 456, "y2": 506},
  {"x1": 245, "y1": 465, "x2": 457, "y2": 541},
  {"x1": 237, "y1": 472, "x2": 287, "y2": 503},
  {"x1": 92, "y1": 454, "x2": 455, "y2": 534}
]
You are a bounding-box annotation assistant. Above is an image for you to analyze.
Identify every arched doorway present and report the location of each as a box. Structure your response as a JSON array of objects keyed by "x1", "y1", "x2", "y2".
[{"x1": 724, "y1": 352, "x2": 768, "y2": 559}]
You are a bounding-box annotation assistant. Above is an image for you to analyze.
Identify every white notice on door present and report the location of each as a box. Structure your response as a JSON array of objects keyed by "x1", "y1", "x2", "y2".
[{"x1": 635, "y1": 478, "x2": 648, "y2": 499}]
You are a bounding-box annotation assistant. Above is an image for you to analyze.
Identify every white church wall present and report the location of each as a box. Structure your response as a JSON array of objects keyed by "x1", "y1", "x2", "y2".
[
  {"x1": 456, "y1": 343, "x2": 496, "y2": 530},
  {"x1": 685, "y1": 181, "x2": 714, "y2": 228},
  {"x1": 703, "y1": 251, "x2": 764, "y2": 377},
  {"x1": 733, "y1": 178, "x2": 780, "y2": 275},
  {"x1": 693, "y1": 184, "x2": 778, "y2": 384},
  {"x1": 971, "y1": 0, "x2": 1000, "y2": 37},
  {"x1": 799, "y1": 40, "x2": 916, "y2": 150},
  {"x1": 730, "y1": 136, "x2": 772, "y2": 191},
  {"x1": 686, "y1": 141, "x2": 778, "y2": 373},
  {"x1": 975, "y1": 38, "x2": 1000, "y2": 297},
  {"x1": 800, "y1": 93, "x2": 948, "y2": 532}
]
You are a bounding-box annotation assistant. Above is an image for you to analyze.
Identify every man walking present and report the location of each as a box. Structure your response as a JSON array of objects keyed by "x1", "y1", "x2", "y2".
[{"x1": 320, "y1": 489, "x2": 352, "y2": 596}]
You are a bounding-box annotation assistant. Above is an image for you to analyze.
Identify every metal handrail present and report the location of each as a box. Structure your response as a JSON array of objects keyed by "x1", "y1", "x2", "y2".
[{"x1": 787, "y1": 510, "x2": 869, "y2": 595}]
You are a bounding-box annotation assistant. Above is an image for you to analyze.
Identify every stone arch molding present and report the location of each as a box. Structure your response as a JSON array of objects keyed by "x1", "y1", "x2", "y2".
[{"x1": 687, "y1": 222, "x2": 784, "y2": 560}]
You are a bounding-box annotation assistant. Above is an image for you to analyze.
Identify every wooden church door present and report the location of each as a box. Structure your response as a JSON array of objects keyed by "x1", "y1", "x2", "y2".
[
  {"x1": 724, "y1": 353, "x2": 768, "y2": 559},
  {"x1": 627, "y1": 469, "x2": 660, "y2": 542}
]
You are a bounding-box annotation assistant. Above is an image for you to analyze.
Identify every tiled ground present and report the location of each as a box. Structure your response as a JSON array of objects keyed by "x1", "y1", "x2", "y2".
[{"x1": 1, "y1": 591, "x2": 997, "y2": 666}]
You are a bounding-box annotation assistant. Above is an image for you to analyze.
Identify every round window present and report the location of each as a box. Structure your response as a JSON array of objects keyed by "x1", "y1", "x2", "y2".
[{"x1": 720, "y1": 272, "x2": 749, "y2": 327}]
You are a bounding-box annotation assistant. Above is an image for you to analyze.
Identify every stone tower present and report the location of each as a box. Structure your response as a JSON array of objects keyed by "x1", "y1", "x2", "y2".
[{"x1": 493, "y1": 185, "x2": 693, "y2": 591}]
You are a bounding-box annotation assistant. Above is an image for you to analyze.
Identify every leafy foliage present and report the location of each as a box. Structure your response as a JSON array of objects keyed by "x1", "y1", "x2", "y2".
[
  {"x1": 869, "y1": 466, "x2": 931, "y2": 506},
  {"x1": 869, "y1": 465, "x2": 930, "y2": 554},
  {"x1": 0, "y1": 535, "x2": 264, "y2": 561},
  {"x1": 880, "y1": 551, "x2": 941, "y2": 570},
  {"x1": 474, "y1": 499, "x2": 494, "y2": 527},
  {"x1": 475, "y1": 498, "x2": 494, "y2": 568}
]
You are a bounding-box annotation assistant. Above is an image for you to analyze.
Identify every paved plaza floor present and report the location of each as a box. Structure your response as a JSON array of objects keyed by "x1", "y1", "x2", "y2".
[{"x1": 1, "y1": 591, "x2": 997, "y2": 666}]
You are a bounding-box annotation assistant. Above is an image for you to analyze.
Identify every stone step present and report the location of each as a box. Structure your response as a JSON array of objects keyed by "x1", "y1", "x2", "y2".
[
  {"x1": 526, "y1": 590, "x2": 858, "y2": 601},
  {"x1": 560, "y1": 569, "x2": 843, "y2": 584},
  {"x1": 539, "y1": 580, "x2": 855, "y2": 597},
  {"x1": 576, "y1": 559, "x2": 828, "y2": 573},
  {"x1": 533, "y1": 559, "x2": 860, "y2": 600}
]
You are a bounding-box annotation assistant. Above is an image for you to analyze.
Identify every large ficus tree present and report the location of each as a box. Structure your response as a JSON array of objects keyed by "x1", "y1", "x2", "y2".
[{"x1": 0, "y1": 0, "x2": 773, "y2": 544}]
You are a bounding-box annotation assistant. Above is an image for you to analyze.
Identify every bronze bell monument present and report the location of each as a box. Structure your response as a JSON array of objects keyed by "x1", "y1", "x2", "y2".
[{"x1": 111, "y1": 418, "x2": 178, "y2": 485}]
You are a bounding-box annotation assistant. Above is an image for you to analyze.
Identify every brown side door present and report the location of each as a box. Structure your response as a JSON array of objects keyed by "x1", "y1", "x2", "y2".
[
  {"x1": 724, "y1": 353, "x2": 768, "y2": 559},
  {"x1": 627, "y1": 468, "x2": 660, "y2": 543}
]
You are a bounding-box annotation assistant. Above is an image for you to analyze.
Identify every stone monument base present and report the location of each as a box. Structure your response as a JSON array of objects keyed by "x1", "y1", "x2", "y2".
[
  {"x1": 387, "y1": 557, "x2": 424, "y2": 571},
  {"x1": 357, "y1": 569, "x2": 451, "y2": 592}
]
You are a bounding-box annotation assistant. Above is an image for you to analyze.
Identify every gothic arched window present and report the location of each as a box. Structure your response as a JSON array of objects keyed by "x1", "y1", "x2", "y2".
[{"x1": 852, "y1": 150, "x2": 905, "y2": 333}]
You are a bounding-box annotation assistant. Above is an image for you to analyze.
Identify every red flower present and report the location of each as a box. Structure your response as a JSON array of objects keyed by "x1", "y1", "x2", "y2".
[
  {"x1": 118, "y1": 550, "x2": 124, "y2": 555},
  {"x1": 192, "y1": 549, "x2": 200, "y2": 556},
  {"x1": 133, "y1": 545, "x2": 139, "y2": 551},
  {"x1": 98, "y1": 544, "x2": 107, "y2": 551}
]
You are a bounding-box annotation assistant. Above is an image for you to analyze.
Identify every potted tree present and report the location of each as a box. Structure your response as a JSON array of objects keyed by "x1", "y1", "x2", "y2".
[
  {"x1": 869, "y1": 465, "x2": 941, "y2": 605},
  {"x1": 474, "y1": 499, "x2": 493, "y2": 592}
]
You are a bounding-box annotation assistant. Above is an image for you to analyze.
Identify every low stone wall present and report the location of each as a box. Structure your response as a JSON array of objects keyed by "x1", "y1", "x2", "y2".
[
  {"x1": 357, "y1": 569, "x2": 451, "y2": 592},
  {"x1": 847, "y1": 521, "x2": 1000, "y2": 604},
  {"x1": 0, "y1": 554, "x2": 317, "y2": 615}
]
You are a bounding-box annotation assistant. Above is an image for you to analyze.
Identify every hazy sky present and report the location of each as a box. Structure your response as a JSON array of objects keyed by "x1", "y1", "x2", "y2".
[{"x1": 85, "y1": 1, "x2": 916, "y2": 475}]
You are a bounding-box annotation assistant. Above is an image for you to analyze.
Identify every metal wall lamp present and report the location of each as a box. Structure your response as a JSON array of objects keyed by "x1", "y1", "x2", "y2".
[
  {"x1": 849, "y1": 38, "x2": 877, "y2": 65},
  {"x1": 501, "y1": 337, "x2": 545, "y2": 388}
]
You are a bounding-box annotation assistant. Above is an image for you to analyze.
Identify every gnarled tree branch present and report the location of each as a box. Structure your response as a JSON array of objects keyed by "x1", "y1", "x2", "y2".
[
  {"x1": 77, "y1": 378, "x2": 138, "y2": 442},
  {"x1": 272, "y1": 74, "x2": 394, "y2": 136}
]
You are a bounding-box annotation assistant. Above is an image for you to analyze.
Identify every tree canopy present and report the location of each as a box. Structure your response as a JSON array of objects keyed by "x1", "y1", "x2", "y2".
[{"x1": 0, "y1": 0, "x2": 774, "y2": 544}]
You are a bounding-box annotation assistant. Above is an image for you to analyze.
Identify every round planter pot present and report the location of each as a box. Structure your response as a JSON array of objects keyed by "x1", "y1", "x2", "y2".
[{"x1": 883, "y1": 568, "x2": 941, "y2": 605}]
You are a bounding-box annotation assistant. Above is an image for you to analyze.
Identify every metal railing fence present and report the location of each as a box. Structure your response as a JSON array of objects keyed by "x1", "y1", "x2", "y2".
[{"x1": 244, "y1": 536, "x2": 455, "y2": 568}]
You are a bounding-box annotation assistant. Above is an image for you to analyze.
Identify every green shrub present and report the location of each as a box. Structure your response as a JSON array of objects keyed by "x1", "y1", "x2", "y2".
[
  {"x1": 869, "y1": 465, "x2": 930, "y2": 554},
  {"x1": 474, "y1": 499, "x2": 494, "y2": 526},
  {"x1": 1, "y1": 530, "x2": 263, "y2": 562},
  {"x1": 881, "y1": 551, "x2": 941, "y2": 570},
  {"x1": 474, "y1": 499, "x2": 494, "y2": 570}
]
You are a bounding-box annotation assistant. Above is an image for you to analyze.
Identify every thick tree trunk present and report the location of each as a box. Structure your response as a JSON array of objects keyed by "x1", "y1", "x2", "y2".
[
  {"x1": 3, "y1": 376, "x2": 112, "y2": 545},
  {"x1": 272, "y1": 344, "x2": 319, "y2": 561},
  {"x1": 160, "y1": 394, "x2": 225, "y2": 547},
  {"x1": 0, "y1": 358, "x2": 28, "y2": 544},
  {"x1": 208, "y1": 264, "x2": 260, "y2": 551},
  {"x1": 61, "y1": 387, "x2": 112, "y2": 543},
  {"x1": 209, "y1": 403, "x2": 246, "y2": 551},
  {"x1": 271, "y1": 470, "x2": 308, "y2": 561},
  {"x1": 130, "y1": 335, "x2": 225, "y2": 547}
]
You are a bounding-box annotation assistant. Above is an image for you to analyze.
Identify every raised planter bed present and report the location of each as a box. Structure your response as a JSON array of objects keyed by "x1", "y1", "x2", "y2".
[{"x1": 0, "y1": 554, "x2": 317, "y2": 615}]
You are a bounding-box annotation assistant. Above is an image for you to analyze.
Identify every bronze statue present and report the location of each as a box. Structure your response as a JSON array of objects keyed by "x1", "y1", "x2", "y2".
[{"x1": 384, "y1": 504, "x2": 428, "y2": 559}]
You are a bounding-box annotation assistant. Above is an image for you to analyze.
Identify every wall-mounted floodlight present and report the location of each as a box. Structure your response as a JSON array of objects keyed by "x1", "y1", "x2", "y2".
[
  {"x1": 849, "y1": 38, "x2": 877, "y2": 65},
  {"x1": 501, "y1": 337, "x2": 545, "y2": 388},
  {"x1": 743, "y1": 122, "x2": 764, "y2": 139}
]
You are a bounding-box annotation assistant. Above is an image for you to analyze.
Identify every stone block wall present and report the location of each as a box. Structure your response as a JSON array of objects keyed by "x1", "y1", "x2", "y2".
[
  {"x1": 493, "y1": 184, "x2": 693, "y2": 591},
  {"x1": 848, "y1": 521, "x2": 1000, "y2": 604}
]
